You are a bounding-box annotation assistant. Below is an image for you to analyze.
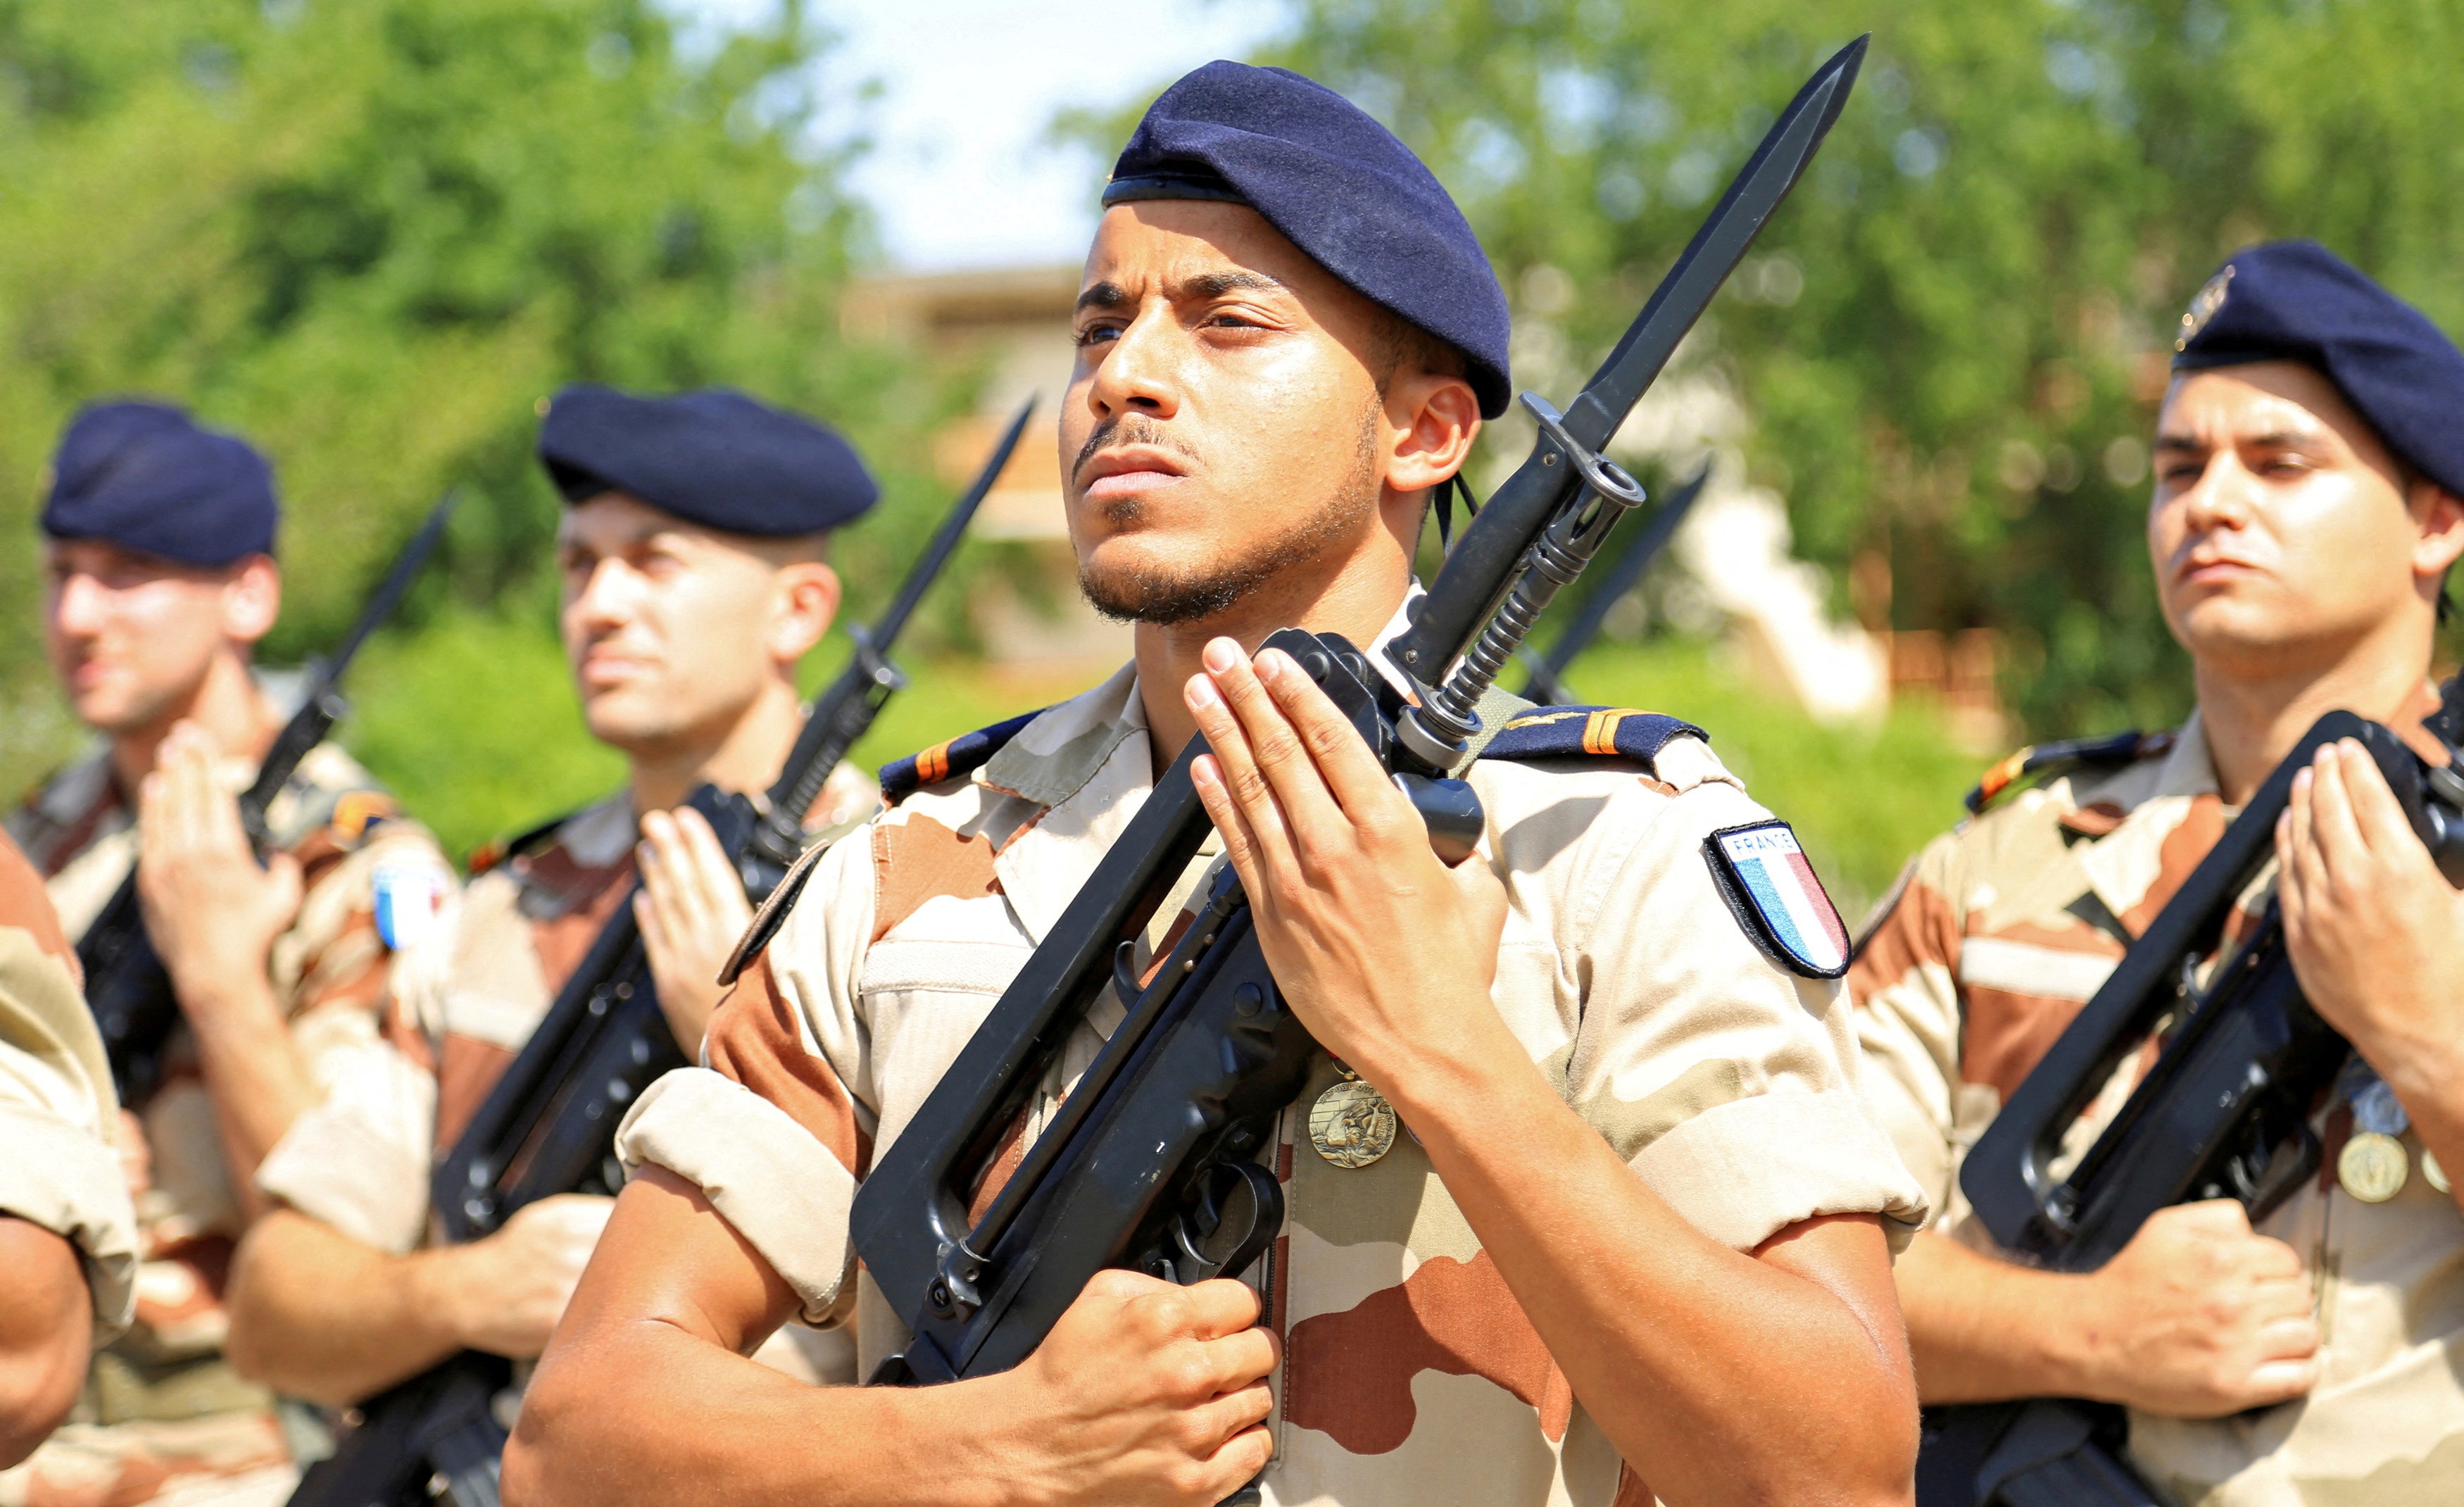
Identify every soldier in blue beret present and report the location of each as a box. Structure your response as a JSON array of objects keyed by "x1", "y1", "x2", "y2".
[
  {"x1": 1861, "y1": 242, "x2": 2464, "y2": 1500},
  {"x1": 9, "y1": 401, "x2": 454, "y2": 1503},
  {"x1": 521, "y1": 59, "x2": 1928, "y2": 1507},
  {"x1": 223, "y1": 384, "x2": 883, "y2": 1425}
]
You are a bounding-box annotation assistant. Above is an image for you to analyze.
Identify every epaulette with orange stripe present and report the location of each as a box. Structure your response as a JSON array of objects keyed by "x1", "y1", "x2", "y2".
[
  {"x1": 1477, "y1": 705, "x2": 1707, "y2": 767},
  {"x1": 879, "y1": 708, "x2": 1046, "y2": 804},
  {"x1": 1964, "y1": 729, "x2": 2173, "y2": 815},
  {"x1": 466, "y1": 809, "x2": 577, "y2": 876}
]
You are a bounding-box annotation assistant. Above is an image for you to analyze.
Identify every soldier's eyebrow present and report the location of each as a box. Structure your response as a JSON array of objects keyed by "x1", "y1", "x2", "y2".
[
  {"x1": 1174, "y1": 270, "x2": 1288, "y2": 301},
  {"x1": 1074, "y1": 280, "x2": 1129, "y2": 315}
]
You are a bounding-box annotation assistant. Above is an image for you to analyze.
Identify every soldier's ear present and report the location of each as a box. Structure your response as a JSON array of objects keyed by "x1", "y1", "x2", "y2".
[
  {"x1": 220, "y1": 554, "x2": 281, "y2": 647},
  {"x1": 767, "y1": 559, "x2": 841, "y2": 666}
]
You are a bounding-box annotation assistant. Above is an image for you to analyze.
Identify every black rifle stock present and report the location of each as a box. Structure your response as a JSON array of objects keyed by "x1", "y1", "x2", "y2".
[
  {"x1": 1916, "y1": 697, "x2": 2464, "y2": 1507},
  {"x1": 285, "y1": 402, "x2": 1027, "y2": 1507},
  {"x1": 848, "y1": 47, "x2": 1867, "y2": 1470},
  {"x1": 1516, "y1": 463, "x2": 1709, "y2": 704},
  {"x1": 76, "y1": 493, "x2": 458, "y2": 1106}
]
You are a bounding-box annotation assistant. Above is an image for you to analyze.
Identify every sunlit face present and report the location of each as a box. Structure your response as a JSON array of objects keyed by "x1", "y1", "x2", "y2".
[
  {"x1": 2150, "y1": 362, "x2": 2457, "y2": 677},
  {"x1": 1062, "y1": 201, "x2": 1399, "y2": 624},
  {"x1": 557, "y1": 493, "x2": 814, "y2": 758},
  {"x1": 43, "y1": 539, "x2": 275, "y2": 734}
]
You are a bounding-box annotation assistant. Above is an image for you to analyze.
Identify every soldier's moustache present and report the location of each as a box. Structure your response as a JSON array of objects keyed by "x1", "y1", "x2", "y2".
[{"x1": 1076, "y1": 399, "x2": 1382, "y2": 626}]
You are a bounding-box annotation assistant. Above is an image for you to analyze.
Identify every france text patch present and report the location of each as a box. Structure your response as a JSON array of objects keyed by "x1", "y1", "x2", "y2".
[{"x1": 1706, "y1": 821, "x2": 1849, "y2": 978}]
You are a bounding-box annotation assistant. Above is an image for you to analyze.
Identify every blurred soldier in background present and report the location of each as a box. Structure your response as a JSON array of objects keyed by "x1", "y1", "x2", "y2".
[
  {"x1": 4, "y1": 401, "x2": 451, "y2": 1505},
  {"x1": 0, "y1": 830, "x2": 138, "y2": 1471},
  {"x1": 1856, "y1": 241, "x2": 2464, "y2": 1502},
  {"x1": 224, "y1": 387, "x2": 884, "y2": 1422}
]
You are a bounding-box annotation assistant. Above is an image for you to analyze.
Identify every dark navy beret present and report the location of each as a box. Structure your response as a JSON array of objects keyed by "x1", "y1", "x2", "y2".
[
  {"x1": 41, "y1": 401, "x2": 278, "y2": 566},
  {"x1": 2174, "y1": 239, "x2": 2464, "y2": 496},
  {"x1": 537, "y1": 384, "x2": 878, "y2": 536},
  {"x1": 1105, "y1": 61, "x2": 1513, "y2": 418}
]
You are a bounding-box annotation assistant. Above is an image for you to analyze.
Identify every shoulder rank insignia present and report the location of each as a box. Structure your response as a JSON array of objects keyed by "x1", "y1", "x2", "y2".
[
  {"x1": 329, "y1": 789, "x2": 398, "y2": 846},
  {"x1": 1704, "y1": 820, "x2": 1849, "y2": 978},
  {"x1": 1478, "y1": 706, "x2": 1707, "y2": 767},
  {"x1": 466, "y1": 808, "x2": 581, "y2": 876},
  {"x1": 1966, "y1": 729, "x2": 2173, "y2": 815},
  {"x1": 879, "y1": 708, "x2": 1046, "y2": 803}
]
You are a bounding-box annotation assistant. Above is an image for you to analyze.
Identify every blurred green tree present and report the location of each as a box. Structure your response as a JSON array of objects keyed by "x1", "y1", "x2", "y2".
[
  {"x1": 0, "y1": 0, "x2": 967, "y2": 846},
  {"x1": 1269, "y1": 0, "x2": 2464, "y2": 735}
]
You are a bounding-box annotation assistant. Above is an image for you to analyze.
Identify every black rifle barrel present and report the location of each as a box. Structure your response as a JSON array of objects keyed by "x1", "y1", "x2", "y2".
[
  {"x1": 1519, "y1": 463, "x2": 1711, "y2": 702},
  {"x1": 1393, "y1": 37, "x2": 1864, "y2": 682}
]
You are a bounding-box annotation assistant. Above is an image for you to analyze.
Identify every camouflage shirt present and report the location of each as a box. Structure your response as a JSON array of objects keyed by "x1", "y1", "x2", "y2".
[
  {"x1": 617, "y1": 639, "x2": 1925, "y2": 1506},
  {"x1": 257, "y1": 765, "x2": 878, "y2": 1388},
  {"x1": 1852, "y1": 704, "x2": 2464, "y2": 1505},
  {"x1": 3, "y1": 742, "x2": 448, "y2": 1507},
  {"x1": 0, "y1": 830, "x2": 138, "y2": 1342}
]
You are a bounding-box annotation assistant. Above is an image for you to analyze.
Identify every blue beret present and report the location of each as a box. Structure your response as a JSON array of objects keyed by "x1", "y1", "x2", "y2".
[
  {"x1": 41, "y1": 401, "x2": 278, "y2": 566},
  {"x1": 537, "y1": 384, "x2": 879, "y2": 536},
  {"x1": 1104, "y1": 61, "x2": 1513, "y2": 418},
  {"x1": 2173, "y1": 239, "x2": 2464, "y2": 496}
]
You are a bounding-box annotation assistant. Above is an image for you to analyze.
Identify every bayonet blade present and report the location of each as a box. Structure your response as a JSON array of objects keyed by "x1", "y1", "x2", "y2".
[
  {"x1": 869, "y1": 396, "x2": 1036, "y2": 650},
  {"x1": 324, "y1": 489, "x2": 460, "y2": 680},
  {"x1": 1564, "y1": 35, "x2": 1868, "y2": 450}
]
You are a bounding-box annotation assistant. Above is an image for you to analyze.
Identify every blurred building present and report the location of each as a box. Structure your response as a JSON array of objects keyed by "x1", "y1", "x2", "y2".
[{"x1": 843, "y1": 266, "x2": 1130, "y2": 668}]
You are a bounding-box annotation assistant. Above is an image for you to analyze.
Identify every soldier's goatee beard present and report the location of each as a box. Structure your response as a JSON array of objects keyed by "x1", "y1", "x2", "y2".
[{"x1": 1076, "y1": 404, "x2": 1382, "y2": 626}]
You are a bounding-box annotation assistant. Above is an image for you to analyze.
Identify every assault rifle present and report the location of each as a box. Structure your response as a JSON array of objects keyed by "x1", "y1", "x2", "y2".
[
  {"x1": 286, "y1": 399, "x2": 1031, "y2": 1507},
  {"x1": 1515, "y1": 463, "x2": 1709, "y2": 704},
  {"x1": 77, "y1": 492, "x2": 458, "y2": 1106},
  {"x1": 847, "y1": 42, "x2": 1867, "y2": 1479},
  {"x1": 1916, "y1": 689, "x2": 2464, "y2": 1507}
]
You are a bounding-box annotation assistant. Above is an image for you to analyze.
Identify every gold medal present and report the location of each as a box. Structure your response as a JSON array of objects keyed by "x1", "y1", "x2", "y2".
[
  {"x1": 1309, "y1": 1076, "x2": 1397, "y2": 1169},
  {"x1": 2425, "y1": 1148, "x2": 2451, "y2": 1196},
  {"x1": 2338, "y1": 1130, "x2": 2410, "y2": 1203}
]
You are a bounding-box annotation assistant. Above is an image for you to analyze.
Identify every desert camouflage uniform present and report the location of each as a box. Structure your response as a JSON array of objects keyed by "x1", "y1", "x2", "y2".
[
  {"x1": 3, "y1": 742, "x2": 448, "y2": 1507},
  {"x1": 258, "y1": 763, "x2": 879, "y2": 1391},
  {"x1": 0, "y1": 830, "x2": 139, "y2": 1347},
  {"x1": 1853, "y1": 702, "x2": 2464, "y2": 1505},
  {"x1": 617, "y1": 632, "x2": 1926, "y2": 1507}
]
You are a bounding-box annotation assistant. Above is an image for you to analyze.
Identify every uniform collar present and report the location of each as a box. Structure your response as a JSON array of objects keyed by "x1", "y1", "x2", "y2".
[{"x1": 977, "y1": 588, "x2": 1421, "y2": 944}]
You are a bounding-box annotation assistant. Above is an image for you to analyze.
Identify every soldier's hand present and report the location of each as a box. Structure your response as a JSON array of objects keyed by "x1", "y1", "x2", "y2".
[
  {"x1": 450, "y1": 1194, "x2": 615, "y2": 1360},
  {"x1": 991, "y1": 1269, "x2": 1277, "y2": 1506},
  {"x1": 137, "y1": 722, "x2": 303, "y2": 1012},
  {"x1": 2278, "y1": 738, "x2": 2464, "y2": 1101},
  {"x1": 2076, "y1": 1199, "x2": 2319, "y2": 1416},
  {"x1": 634, "y1": 806, "x2": 754, "y2": 1056},
  {"x1": 1183, "y1": 639, "x2": 1512, "y2": 1097}
]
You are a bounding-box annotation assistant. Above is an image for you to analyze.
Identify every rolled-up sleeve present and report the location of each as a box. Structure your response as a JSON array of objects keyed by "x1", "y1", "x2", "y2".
[
  {"x1": 1565, "y1": 774, "x2": 1930, "y2": 1253},
  {"x1": 616, "y1": 833, "x2": 876, "y2": 1325}
]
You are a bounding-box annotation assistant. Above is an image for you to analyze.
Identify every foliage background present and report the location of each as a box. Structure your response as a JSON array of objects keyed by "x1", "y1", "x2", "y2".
[
  {"x1": 1271, "y1": 0, "x2": 2464, "y2": 735},
  {"x1": 8, "y1": 0, "x2": 2463, "y2": 909},
  {"x1": 0, "y1": 0, "x2": 971, "y2": 847}
]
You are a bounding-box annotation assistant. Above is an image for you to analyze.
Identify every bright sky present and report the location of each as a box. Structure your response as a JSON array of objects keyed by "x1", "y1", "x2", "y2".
[{"x1": 685, "y1": 0, "x2": 1293, "y2": 271}]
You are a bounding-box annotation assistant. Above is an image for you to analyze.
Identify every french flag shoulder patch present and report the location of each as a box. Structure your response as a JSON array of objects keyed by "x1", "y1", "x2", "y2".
[{"x1": 1704, "y1": 820, "x2": 1849, "y2": 979}]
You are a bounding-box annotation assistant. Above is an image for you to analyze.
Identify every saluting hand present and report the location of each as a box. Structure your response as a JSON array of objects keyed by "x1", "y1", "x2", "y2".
[
  {"x1": 634, "y1": 805, "x2": 754, "y2": 1056},
  {"x1": 1183, "y1": 639, "x2": 1509, "y2": 1106},
  {"x1": 136, "y1": 721, "x2": 303, "y2": 1014}
]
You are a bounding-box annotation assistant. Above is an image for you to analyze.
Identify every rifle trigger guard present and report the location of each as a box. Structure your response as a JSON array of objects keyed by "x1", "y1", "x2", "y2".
[{"x1": 1169, "y1": 1159, "x2": 1283, "y2": 1285}]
